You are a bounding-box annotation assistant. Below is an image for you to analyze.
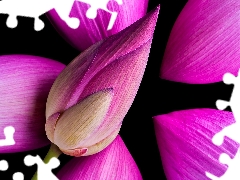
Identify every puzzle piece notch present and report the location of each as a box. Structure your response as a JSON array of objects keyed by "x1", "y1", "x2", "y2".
[
  {"x1": 0, "y1": 0, "x2": 47, "y2": 31},
  {"x1": 214, "y1": 70, "x2": 240, "y2": 146},
  {"x1": 206, "y1": 149, "x2": 240, "y2": 180},
  {"x1": 0, "y1": 160, "x2": 8, "y2": 171},
  {"x1": 0, "y1": 0, "x2": 123, "y2": 31},
  {"x1": 206, "y1": 70, "x2": 240, "y2": 179},
  {"x1": 215, "y1": 72, "x2": 236, "y2": 111},
  {"x1": 212, "y1": 122, "x2": 240, "y2": 146},
  {"x1": 6, "y1": 14, "x2": 45, "y2": 31},
  {"x1": 12, "y1": 172, "x2": 24, "y2": 180},
  {"x1": 218, "y1": 71, "x2": 240, "y2": 114},
  {"x1": 0, "y1": 126, "x2": 15, "y2": 146},
  {"x1": 24, "y1": 155, "x2": 60, "y2": 180},
  {"x1": 78, "y1": 0, "x2": 123, "y2": 30}
]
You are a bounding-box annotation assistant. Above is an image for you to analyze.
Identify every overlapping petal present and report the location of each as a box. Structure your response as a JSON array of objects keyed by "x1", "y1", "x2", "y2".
[
  {"x1": 160, "y1": 0, "x2": 240, "y2": 84},
  {"x1": 47, "y1": 0, "x2": 149, "y2": 51},
  {"x1": 153, "y1": 109, "x2": 239, "y2": 180},
  {"x1": 0, "y1": 55, "x2": 65, "y2": 153},
  {"x1": 45, "y1": 6, "x2": 160, "y2": 156},
  {"x1": 57, "y1": 135, "x2": 142, "y2": 180}
]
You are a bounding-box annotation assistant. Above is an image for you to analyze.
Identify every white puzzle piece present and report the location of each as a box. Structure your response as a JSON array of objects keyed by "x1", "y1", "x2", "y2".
[
  {"x1": 24, "y1": 155, "x2": 60, "y2": 180},
  {"x1": 0, "y1": 126, "x2": 15, "y2": 146},
  {"x1": 206, "y1": 69, "x2": 240, "y2": 179},
  {"x1": 0, "y1": 0, "x2": 123, "y2": 31},
  {"x1": 12, "y1": 172, "x2": 24, "y2": 180},
  {"x1": 0, "y1": 160, "x2": 8, "y2": 171}
]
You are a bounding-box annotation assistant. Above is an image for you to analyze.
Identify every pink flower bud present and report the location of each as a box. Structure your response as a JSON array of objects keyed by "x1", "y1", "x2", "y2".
[{"x1": 45, "y1": 6, "x2": 160, "y2": 156}]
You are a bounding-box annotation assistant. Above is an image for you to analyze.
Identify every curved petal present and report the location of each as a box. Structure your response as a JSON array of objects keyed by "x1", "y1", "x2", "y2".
[
  {"x1": 47, "y1": 0, "x2": 149, "y2": 51},
  {"x1": 57, "y1": 135, "x2": 142, "y2": 180},
  {"x1": 160, "y1": 0, "x2": 240, "y2": 84},
  {"x1": 0, "y1": 55, "x2": 65, "y2": 153},
  {"x1": 153, "y1": 109, "x2": 239, "y2": 180},
  {"x1": 53, "y1": 89, "x2": 113, "y2": 150}
]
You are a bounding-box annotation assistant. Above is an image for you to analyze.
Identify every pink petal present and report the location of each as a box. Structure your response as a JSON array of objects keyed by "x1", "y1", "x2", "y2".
[
  {"x1": 57, "y1": 135, "x2": 142, "y2": 180},
  {"x1": 160, "y1": 0, "x2": 240, "y2": 84},
  {"x1": 47, "y1": 0, "x2": 149, "y2": 51},
  {"x1": 153, "y1": 109, "x2": 239, "y2": 180},
  {"x1": 0, "y1": 55, "x2": 65, "y2": 153}
]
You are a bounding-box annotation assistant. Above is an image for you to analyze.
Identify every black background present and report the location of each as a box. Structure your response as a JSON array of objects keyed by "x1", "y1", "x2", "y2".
[{"x1": 0, "y1": 0, "x2": 233, "y2": 179}]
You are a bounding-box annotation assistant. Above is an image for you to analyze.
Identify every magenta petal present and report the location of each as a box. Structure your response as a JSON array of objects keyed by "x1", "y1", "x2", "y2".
[
  {"x1": 160, "y1": 0, "x2": 240, "y2": 84},
  {"x1": 0, "y1": 55, "x2": 65, "y2": 153},
  {"x1": 57, "y1": 135, "x2": 142, "y2": 180},
  {"x1": 153, "y1": 109, "x2": 239, "y2": 180},
  {"x1": 47, "y1": 0, "x2": 149, "y2": 51}
]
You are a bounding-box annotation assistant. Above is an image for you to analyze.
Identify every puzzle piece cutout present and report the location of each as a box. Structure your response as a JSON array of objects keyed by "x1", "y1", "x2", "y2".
[
  {"x1": 0, "y1": 160, "x2": 8, "y2": 171},
  {"x1": 205, "y1": 70, "x2": 240, "y2": 179},
  {"x1": 78, "y1": 0, "x2": 123, "y2": 30},
  {"x1": 12, "y1": 172, "x2": 24, "y2": 180},
  {"x1": 0, "y1": 160, "x2": 24, "y2": 180},
  {"x1": 206, "y1": 148, "x2": 240, "y2": 180},
  {"x1": 24, "y1": 155, "x2": 60, "y2": 180},
  {"x1": 213, "y1": 71, "x2": 240, "y2": 146},
  {"x1": 0, "y1": 0, "x2": 123, "y2": 31},
  {"x1": 0, "y1": 126, "x2": 15, "y2": 146}
]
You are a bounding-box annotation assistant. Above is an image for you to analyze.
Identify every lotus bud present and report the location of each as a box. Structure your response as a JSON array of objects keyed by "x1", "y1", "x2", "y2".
[
  {"x1": 45, "y1": 6, "x2": 160, "y2": 157},
  {"x1": 47, "y1": 0, "x2": 149, "y2": 51},
  {"x1": 160, "y1": 0, "x2": 240, "y2": 84},
  {"x1": 0, "y1": 55, "x2": 65, "y2": 153},
  {"x1": 153, "y1": 109, "x2": 239, "y2": 180},
  {"x1": 57, "y1": 135, "x2": 142, "y2": 180}
]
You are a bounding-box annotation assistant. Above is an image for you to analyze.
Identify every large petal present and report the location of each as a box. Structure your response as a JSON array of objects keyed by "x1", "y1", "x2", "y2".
[
  {"x1": 57, "y1": 135, "x2": 142, "y2": 180},
  {"x1": 160, "y1": 0, "x2": 240, "y2": 84},
  {"x1": 153, "y1": 109, "x2": 239, "y2": 180},
  {"x1": 47, "y1": 0, "x2": 149, "y2": 51},
  {"x1": 0, "y1": 55, "x2": 65, "y2": 153}
]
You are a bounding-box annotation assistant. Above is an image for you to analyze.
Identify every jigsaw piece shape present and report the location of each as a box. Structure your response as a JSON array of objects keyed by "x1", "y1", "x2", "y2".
[
  {"x1": 0, "y1": 0, "x2": 80, "y2": 30},
  {"x1": 212, "y1": 122, "x2": 240, "y2": 146},
  {"x1": 13, "y1": 172, "x2": 24, "y2": 180},
  {"x1": 0, "y1": 126, "x2": 15, "y2": 146},
  {"x1": 214, "y1": 70, "x2": 240, "y2": 146},
  {"x1": 54, "y1": 0, "x2": 80, "y2": 29},
  {"x1": 206, "y1": 148, "x2": 240, "y2": 180},
  {"x1": 216, "y1": 71, "x2": 240, "y2": 119},
  {"x1": 78, "y1": 0, "x2": 123, "y2": 30},
  {"x1": 0, "y1": 0, "x2": 123, "y2": 30},
  {"x1": 0, "y1": 160, "x2": 8, "y2": 171},
  {"x1": 24, "y1": 155, "x2": 60, "y2": 180}
]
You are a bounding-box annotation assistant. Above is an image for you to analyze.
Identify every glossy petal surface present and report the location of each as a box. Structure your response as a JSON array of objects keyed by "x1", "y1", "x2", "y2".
[
  {"x1": 57, "y1": 135, "x2": 142, "y2": 180},
  {"x1": 0, "y1": 55, "x2": 65, "y2": 153},
  {"x1": 153, "y1": 109, "x2": 239, "y2": 180},
  {"x1": 160, "y1": 0, "x2": 240, "y2": 84}
]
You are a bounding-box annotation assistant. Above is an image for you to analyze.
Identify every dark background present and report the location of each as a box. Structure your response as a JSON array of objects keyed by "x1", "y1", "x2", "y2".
[{"x1": 0, "y1": 0, "x2": 233, "y2": 179}]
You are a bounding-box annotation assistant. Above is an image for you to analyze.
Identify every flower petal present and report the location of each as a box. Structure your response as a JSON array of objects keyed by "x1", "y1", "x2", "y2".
[
  {"x1": 153, "y1": 109, "x2": 239, "y2": 180},
  {"x1": 0, "y1": 55, "x2": 65, "y2": 153},
  {"x1": 53, "y1": 89, "x2": 113, "y2": 150},
  {"x1": 160, "y1": 0, "x2": 240, "y2": 84},
  {"x1": 47, "y1": 0, "x2": 149, "y2": 51},
  {"x1": 57, "y1": 135, "x2": 142, "y2": 180}
]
